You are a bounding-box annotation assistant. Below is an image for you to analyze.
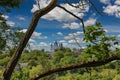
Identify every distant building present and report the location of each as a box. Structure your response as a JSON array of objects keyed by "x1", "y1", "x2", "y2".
[
  {"x1": 73, "y1": 48, "x2": 80, "y2": 54},
  {"x1": 73, "y1": 48, "x2": 84, "y2": 54},
  {"x1": 50, "y1": 40, "x2": 64, "y2": 51},
  {"x1": 15, "y1": 63, "x2": 28, "y2": 70}
]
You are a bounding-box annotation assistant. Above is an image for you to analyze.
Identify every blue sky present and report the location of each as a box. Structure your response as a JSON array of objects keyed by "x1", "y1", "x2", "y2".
[{"x1": 3, "y1": 0, "x2": 120, "y2": 50}]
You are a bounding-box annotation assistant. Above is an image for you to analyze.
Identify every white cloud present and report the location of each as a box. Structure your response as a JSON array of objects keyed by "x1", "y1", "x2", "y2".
[
  {"x1": 57, "y1": 32, "x2": 63, "y2": 36},
  {"x1": 29, "y1": 42, "x2": 50, "y2": 50},
  {"x1": 104, "y1": 29, "x2": 108, "y2": 33},
  {"x1": 19, "y1": 29, "x2": 27, "y2": 33},
  {"x1": 29, "y1": 42, "x2": 39, "y2": 50},
  {"x1": 81, "y1": 18, "x2": 96, "y2": 27},
  {"x1": 103, "y1": 5, "x2": 120, "y2": 18},
  {"x1": 100, "y1": 0, "x2": 110, "y2": 4},
  {"x1": 31, "y1": 4, "x2": 39, "y2": 13},
  {"x1": 59, "y1": 40, "x2": 66, "y2": 43},
  {"x1": 1, "y1": 15, "x2": 9, "y2": 19},
  {"x1": 73, "y1": 31, "x2": 83, "y2": 36},
  {"x1": 68, "y1": 38, "x2": 84, "y2": 44},
  {"x1": 62, "y1": 22, "x2": 80, "y2": 29},
  {"x1": 64, "y1": 31, "x2": 83, "y2": 40},
  {"x1": 64, "y1": 33, "x2": 74, "y2": 40},
  {"x1": 20, "y1": 29, "x2": 48, "y2": 39},
  {"x1": 32, "y1": 32, "x2": 48, "y2": 39},
  {"x1": 31, "y1": 0, "x2": 89, "y2": 22},
  {"x1": 39, "y1": 42, "x2": 48, "y2": 47},
  {"x1": 32, "y1": 31, "x2": 42, "y2": 38},
  {"x1": 16, "y1": 16, "x2": 26, "y2": 21},
  {"x1": 115, "y1": 0, "x2": 120, "y2": 5},
  {"x1": 58, "y1": 40, "x2": 68, "y2": 46},
  {"x1": 62, "y1": 42, "x2": 68, "y2": 46},
  {"x1": 118, "y1": 34, "x2": 120, "y2": 37},
  {"x1": 29, "y1": 39, "x2": 36, "y2": 43},
  {"x1": 31, "y1": 0, "x2": 51, "y2": 12},
  {"x1": 6, "y1": 21, "x2": 15, "y2": 26},
  {"x1": 68, "y1": 39, "x2": 76, "y2": 44}
]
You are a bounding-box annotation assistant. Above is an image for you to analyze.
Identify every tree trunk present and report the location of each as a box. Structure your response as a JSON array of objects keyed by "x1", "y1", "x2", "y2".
[{"x1": 3, "y1": 0, "x2": 57, "y2": 80}]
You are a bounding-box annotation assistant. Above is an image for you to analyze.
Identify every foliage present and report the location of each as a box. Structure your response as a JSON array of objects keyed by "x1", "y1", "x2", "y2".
[
  {"x1": 0, "y1": 56, "x2": 10, "y2": 66},
  {"x1": 81, "y1": 23, "x2": 119, "y2": 61},
  {"x1": 11, "y1": 68, "x2": 29, "y2": 80},
  {"x1": 0, "y1": 0, "x2": 22, "y2": 12},
  {"x1": 0, "y1": 46, "x2": 120, "y2": 79},
  {"x1": 0, "y1": 0, "x2": 23, "y2": 51},
  {"x1": 0, "y1": 16, "x2": 24, "y2": 51}
]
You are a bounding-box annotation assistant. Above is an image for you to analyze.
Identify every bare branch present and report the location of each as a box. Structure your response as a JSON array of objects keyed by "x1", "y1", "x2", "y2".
[
  {"x1": 37, "y1": 0, "x2": 41, "y2": 10},
  {"x1": 87, "y1": 0, "x2": 103, "y2": 16},
  {"x1": 3, "y1": 0, "x2": 57, "y2": 80},
  {"x1": 30, "y1": 56, "x2": 120, "y2": 80},
  {"x1": 65, "y1": 0, "x2": 80, "y2": 8},
  {"x1": 57, "y1": 5, "x2": 85, "y2": 34},
  {"x1": 66, "y1": 0, "x2": 87, "y2": 10},
  {"x1": 68, "y1": 28, "x2": 83, "y2": 49}
]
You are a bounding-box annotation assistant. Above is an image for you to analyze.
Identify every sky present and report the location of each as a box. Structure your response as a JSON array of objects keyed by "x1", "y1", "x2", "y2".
[{"x1": 3, "y1": 0, "x2": 120, "y2": 51}]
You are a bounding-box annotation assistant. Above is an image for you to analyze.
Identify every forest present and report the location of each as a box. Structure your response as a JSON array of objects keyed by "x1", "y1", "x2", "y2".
[{"x1": 0, "y1": 0, "x2": 120, "y2": 80}]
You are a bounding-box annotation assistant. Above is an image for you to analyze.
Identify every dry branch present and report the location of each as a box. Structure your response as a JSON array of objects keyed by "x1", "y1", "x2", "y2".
[
  {"x1": 88, "y1": 0, "x2": 102, "y2": 15},
  {"x1": 57, "y1": 5, "x2": 85, "y2": 34}
]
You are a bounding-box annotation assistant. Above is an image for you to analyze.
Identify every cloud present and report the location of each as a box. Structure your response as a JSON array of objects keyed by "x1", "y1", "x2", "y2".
[
  {"x1": 31, "y1": 0, "x2": 51, "y2": 12},
  {"x1": 19, "y1": 29, "x2": 27, "y2": 33},
  {"x1": 64, "y1": 33, "x2": 74, "y2": 40},
  {"x1": 58, "y1": 40, "x2": 68, "y2": 46},
  {"x1": 39, "y1": 42, "x2": 48, "y2": 47},
  {"x1": 32, "y1": 31, "x2": 42, "y2": 38},
  {"x1": 31, "y1": 4, "x2": 39, "y2": 13},
  {"x1": 118, "y1": 34, "x2": 120, "y2": 37},
  {"x1": 100, "y1": 0, "x2": 110, "y2": 4},
  {"x1": 64, "y1": 31, "x2": 83, "y2": 40},
  {"x1": 68, "y1": 38, "x2": 84, "y2": 44},
  {"x1": 62, "y1": 22, "x2": 80, "y2": 29},
  {"x1": 68, "y1": 39, "x2": 76, "y2": 44},
  {"x1": 31, "y1": 31, "x2": 48, "y2": 39},
  {"x1": 73, "y1": 31, "x2": 83, "y2": 36},
  {"x1": 16, "y1": 16, "x2": 26, "y2": 21},
  {"x1": 62, "y1": 42, "x2": 68, "y2": 47},
  {"x1": 20, "y1": 29, "x2": 48, "y2": 39},
  {"x1": 59, "y1": 40, "x2": 66, "y2": 43},
  {"x1": 81, "y1": 18, "x2": 96, "y2": 27},
  {"x1": 29, "y1": 39, "x2": 36, "y2": 43},
  {"x1": 103, "y1": 3, "x2": 120, "y2": 18},
  {"x1": 1, "y1": 15, "x2": 9, "y2": 19},
  {"x1": 6, "y1": 21, "x2": 15, "y2": 26},
  {"x1": 104, "y1": 29, "x2": 108, "y2": 33},
  {"x1": 57, "y1": 32, "x2": 63, "y2": 36},
  {"x1": 31, "y1": 0, "x2": 89, "y2": 22},
  {"x1": 115, "y1": 0, "x2": 120, "y2": 5},
  {"x1": 29, "y1": 41, "x2": 50, "y2": 50},
  {"x1": 104, "y1": 26, "x2": 120, "y2": 33}
]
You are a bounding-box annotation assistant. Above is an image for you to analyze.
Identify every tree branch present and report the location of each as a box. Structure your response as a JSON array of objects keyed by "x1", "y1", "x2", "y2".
[
  {"x1": 30, "y1": 56, "x2": 120, "y2": 80},
  {"x1": 3, "y1": 0, "x2": 57, "y2": 80},
  {"x1": 88, "y1": 0, "x2": 102, "y2": 16},
  {"x1": 65, "y1": 0, "x2": 86, "y2": 9},
  {"x1": 57, "y1": 5, "x2": 85, "y2": 34}
]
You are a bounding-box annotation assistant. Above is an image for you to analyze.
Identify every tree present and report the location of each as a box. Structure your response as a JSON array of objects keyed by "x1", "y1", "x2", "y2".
[
  {"x1": 3, "y1": 0, "x2": 57, "y2": 80},
  {"x1": 2, "y1": 0, "x2": 120, "y2": 80},
  {"x1": 0, "y1": 0, "x2": 23, "y2": 51}
]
